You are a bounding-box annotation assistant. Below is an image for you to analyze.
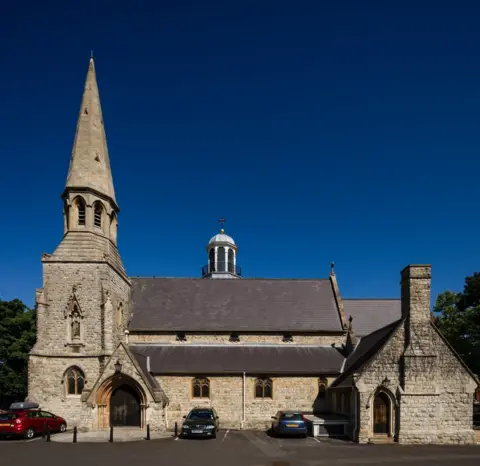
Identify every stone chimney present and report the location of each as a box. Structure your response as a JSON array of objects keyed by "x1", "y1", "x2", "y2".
[
  {"x1": 400, "y1": 264, "x2": 432, "y2": 326},
  {"x1": 400, "y1": 264, "x2": 435, "y2": 393}
]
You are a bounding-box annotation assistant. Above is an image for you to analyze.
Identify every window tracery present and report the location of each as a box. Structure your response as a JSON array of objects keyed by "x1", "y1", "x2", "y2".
[{"x1": 255, "y1": 377, "x2": 273, "y2": 398}]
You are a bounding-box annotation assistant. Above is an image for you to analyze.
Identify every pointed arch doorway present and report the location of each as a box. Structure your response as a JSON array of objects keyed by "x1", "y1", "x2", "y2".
[
  {"x1": 373, "y1": 392, "x2": 391, "y2": 435},
  {"x1": 110, "y1": 384, "x2": 141, "y2": 427},
  {"x1": 96, "y1": 374, "x2": 147, "y2": 429}
]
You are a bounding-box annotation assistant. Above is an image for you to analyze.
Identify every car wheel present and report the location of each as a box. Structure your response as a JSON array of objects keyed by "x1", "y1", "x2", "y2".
[
  {"x1": 59, "y1": 423, "x2": 67, "y2": 433},
  {"x1": 24, "y1": 428, "x2": 35, "y2": 440}
]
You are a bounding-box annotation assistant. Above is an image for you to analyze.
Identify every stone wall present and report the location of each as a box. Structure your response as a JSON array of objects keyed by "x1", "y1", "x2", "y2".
[
  {"x1": 28, "y1": 354, "x2": 98, "y2": 429},
  {"x1": 398, "y1": 325, "x2": 476, "y2": 444},
  {"x1": 355, "y1": 318, "x2": 476, "y2": 444},
  {"x1": 129, "y1": 333, "x2": 343, "y2": 345},
  {"x1": 28, "y1": 258, "x2": 131, "y2": 431},
  {"x1": 157, "y1": 375, "x2": 335, "y2": 430}
]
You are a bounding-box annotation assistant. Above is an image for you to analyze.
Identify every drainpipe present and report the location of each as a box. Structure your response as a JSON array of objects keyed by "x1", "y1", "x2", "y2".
[
  {"x1": 353, "y1": 387, "x2": 358, "y2": 441},
  {"x1": 241, "y1": 372, "x2": 246, "y2": 429},
  {"x1": 165, "y1": 402, "x2": 168, "y2": 430}
]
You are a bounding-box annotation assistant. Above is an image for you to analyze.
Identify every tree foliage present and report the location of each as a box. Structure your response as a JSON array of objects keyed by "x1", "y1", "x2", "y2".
[
  {"x1": 0, "y1": 299, "x2": 36, "y2": 400},
  {"x1": 434, "y1": 273, "x2": 480, "y2": 375}
]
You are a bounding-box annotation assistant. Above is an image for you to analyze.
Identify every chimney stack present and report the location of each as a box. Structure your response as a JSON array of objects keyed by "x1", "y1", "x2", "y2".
[{"x1": 400, "y1": 264, "x2": 432, "y2": 326}]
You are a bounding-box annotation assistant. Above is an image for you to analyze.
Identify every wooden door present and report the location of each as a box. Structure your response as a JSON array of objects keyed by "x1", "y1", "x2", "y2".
[
  {"x1": 373, "y1": 393, "x2": 390, "y2": 435},
  {"x1": 110, "y1": 385, "x2": 141, "y2": 427}
]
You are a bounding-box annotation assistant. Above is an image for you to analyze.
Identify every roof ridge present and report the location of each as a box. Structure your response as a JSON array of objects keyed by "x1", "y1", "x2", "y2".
[{"x1": 130, "y1": 276, "x2": 330, "y2": 281}]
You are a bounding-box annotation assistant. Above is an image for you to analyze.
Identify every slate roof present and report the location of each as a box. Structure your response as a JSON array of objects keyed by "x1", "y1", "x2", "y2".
[
  {"x1": 342, "y1": 299, "x2": 402, "y2": 337},
  {"x1": 129, "y1": 278, "x2": 343, "y2": 332},
  {"x1": 129, "y1": 344, "x2": 345, "y2": 375},
  {"x1": 330, "y1": 319, "x2": 403, "y2": 388}
]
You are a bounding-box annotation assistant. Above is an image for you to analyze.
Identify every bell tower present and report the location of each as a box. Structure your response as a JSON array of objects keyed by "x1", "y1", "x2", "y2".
[{"x1": 28, "y1": 58, "x2": 131, "y2": 423}]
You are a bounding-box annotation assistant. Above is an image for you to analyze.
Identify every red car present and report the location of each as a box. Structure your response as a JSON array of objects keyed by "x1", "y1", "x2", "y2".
[{"x1": 0, "y1": 409, "x2": 67, "y2": 439}]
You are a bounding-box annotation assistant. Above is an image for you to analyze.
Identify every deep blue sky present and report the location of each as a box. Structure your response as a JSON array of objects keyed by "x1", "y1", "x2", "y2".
[{"x1": 1, "y1": 1, "x2": 479, "y2": 307}]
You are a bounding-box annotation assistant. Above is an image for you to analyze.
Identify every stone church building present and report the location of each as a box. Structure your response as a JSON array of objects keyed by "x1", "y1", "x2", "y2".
[{"x1": 27, "y1": 59, "x2": 478, "y2": 444}]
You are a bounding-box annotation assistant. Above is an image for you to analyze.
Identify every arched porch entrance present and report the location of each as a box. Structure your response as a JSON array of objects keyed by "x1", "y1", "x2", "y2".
[
  {"x1": 96, "y1": 374, "x2": 147, "y2": 429},
  {"x1": 373, "y1": 392, "x2": 391, "y2": 435}
]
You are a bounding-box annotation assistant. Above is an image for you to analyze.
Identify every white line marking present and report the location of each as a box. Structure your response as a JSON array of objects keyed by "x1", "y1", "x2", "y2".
[
  {"x1": 313, "y1": 437, "x2": 321, "y2": 443},
  {"x1": 174, "y1": 436, "x2": 179, "y2": 441},
  {"x1": 221, "y1": 429, "x2": 229, "y2": 443},
  {"x1": 25, "y1": 437, "x2": 43, "y2": 443}
]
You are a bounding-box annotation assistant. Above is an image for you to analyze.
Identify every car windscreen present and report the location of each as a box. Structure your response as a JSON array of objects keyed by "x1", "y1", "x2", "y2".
[
  {"x1": 187, "y1": 410, "x2": 214, "y2": 420},
  {"x1": 281, "y1": 413, "x2": 303, "y2": 421},
  {"x1": 0, "y1": 413, "x2": 17, "y2": 420}
]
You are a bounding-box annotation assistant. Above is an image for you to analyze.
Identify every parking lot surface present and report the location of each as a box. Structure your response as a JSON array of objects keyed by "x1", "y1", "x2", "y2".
[{"x1": 1, "y1": 430, "x2": 479, "y2": 466}]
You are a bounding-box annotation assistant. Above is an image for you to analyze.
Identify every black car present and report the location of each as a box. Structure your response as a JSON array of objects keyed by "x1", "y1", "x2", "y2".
[{"x1": 180, "y1": 408, "x2": 220, "y2": 438}]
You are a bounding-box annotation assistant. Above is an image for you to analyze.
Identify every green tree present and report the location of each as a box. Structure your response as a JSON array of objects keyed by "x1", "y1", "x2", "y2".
[
  {"x1": 434, "y1": 273, "x2": 480, "y2": 375},
  {"x1": 0, "y1": 299, "x2": 36, "y2": 404}
]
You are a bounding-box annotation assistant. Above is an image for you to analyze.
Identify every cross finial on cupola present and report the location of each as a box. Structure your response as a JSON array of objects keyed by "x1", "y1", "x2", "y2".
[{"x1": 218, "y1": 217, "x2": 226, "y2": 233}]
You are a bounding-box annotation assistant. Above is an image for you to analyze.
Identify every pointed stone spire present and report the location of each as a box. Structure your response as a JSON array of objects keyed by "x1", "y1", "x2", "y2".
[{"x1": 64, "y1": 58, "x2": 117, "y2": 207}]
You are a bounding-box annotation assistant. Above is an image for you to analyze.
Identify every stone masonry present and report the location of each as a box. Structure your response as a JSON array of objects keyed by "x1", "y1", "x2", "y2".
[
  {"x1": 28, "y1": 58, "x2": 479, "y2": 442},
  {"x1": 352, "y1": 265, "x2": 477, "y2": 444}
]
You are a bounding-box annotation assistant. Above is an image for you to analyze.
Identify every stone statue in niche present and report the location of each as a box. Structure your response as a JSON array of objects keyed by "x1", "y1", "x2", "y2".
[{"x1": 71, "y1": 309, "x2": 81, "y2": 340}]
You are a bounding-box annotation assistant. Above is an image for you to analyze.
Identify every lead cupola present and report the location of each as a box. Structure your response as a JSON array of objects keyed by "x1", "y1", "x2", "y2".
[{"x1": 202, "y1": 219, "x2": 241, "y2": 279}]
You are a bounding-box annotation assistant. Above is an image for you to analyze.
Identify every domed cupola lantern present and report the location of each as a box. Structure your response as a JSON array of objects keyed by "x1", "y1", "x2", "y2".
[{"x1": 202, "y1": 219, "x2": 241, "y2": 279}]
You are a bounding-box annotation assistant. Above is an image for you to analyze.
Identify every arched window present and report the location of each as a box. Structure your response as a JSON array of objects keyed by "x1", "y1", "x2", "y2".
[
  {"x1": 209, "y1": 248, "x2": 215, "y2": 273},
  {"x1": 76, "y1": 198, "x2": 86, "y2": 226},
  {"x1": 255, "y1": 377, "x2": 273, "y2": 398},
  {"x1": 65, "y1": 367, "x2": 85, "y2": 395},
  {"x1": 318, "y1": 376, "x2": 328, "y2": 399},
  {"x1": 192, "y1": 377, "x2": 210, "y2": 398},
  {"x1": 217, "y1": 247, "x2": 226, "y2": 272},
  {"x1": 94, "y1": 202, "x2": 103, "y2": 228},
  {"x1": 228, "y1": 249, "x2": 234, "y2": 273}
]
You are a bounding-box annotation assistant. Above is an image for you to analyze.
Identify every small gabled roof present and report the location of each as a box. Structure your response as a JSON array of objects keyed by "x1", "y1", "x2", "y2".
[
  {"x1": 129, "y1": 277, "x2": 344, "y2": 332},
  {"x1": 342, "y1": 299, "x2": 401, "y2": 337},
  {"x1": 330, "y1": 319, "x2": 403, "y2": 388}
]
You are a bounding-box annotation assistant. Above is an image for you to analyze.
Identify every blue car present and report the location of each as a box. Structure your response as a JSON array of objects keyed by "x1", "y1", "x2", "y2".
[{"x1": 271, "y1": 411, "x2": 308, "y2": 437}]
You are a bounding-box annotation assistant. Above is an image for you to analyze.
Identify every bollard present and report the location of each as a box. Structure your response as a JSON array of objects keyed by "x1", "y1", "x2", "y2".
[
  {"x1": 109, "y1": 425, "x2": 113, "y2": 443},
  {"x1": 146, "y1": 424, "x2": 150, "y2": 440},
  {"x1": 174, "y1": 422, "x2": 178, "y2": 437},
  {"x1": 42, "y1": 422, "x2": 46, "y2": 439},
  {"x1": 46, "y1": 426, "x2": 51, "y2": 442},
  {"x1": 73, "y1": 426, "x2": 77, "y2": 443}
]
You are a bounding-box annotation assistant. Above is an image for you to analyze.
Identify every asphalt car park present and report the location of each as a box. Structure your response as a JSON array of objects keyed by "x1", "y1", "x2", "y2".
[{"x1": 1, "y1": 428, "x2": 480, "y2": 466}]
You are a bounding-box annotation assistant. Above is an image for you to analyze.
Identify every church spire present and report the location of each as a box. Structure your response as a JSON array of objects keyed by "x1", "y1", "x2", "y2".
[{"x1": 64, "y1": 57, "x2": 117, "y2": 207}]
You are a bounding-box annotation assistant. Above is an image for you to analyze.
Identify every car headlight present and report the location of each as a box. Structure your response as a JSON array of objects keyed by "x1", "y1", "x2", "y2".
[
  {"x1": 205, "y1": 425, "x2": 215, "y2": 430},
  {"x1": 182, "y1": 425, "x2": 190, "y2": 429}
]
